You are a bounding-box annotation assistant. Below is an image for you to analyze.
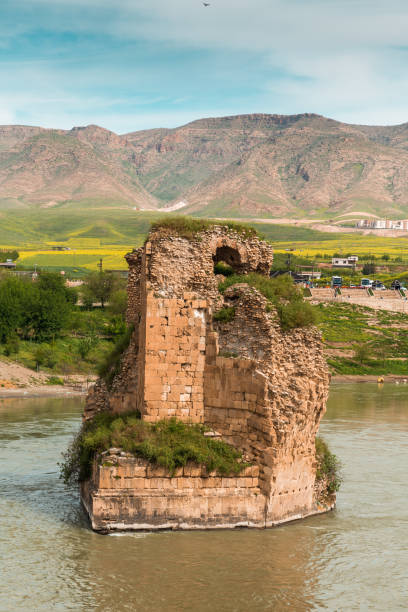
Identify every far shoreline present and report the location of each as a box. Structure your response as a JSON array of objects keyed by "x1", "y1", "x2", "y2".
[
  {"x1": 0, "y1": 385, "x2": 87, "y2": 399},
  {"x1": 331, "y1": 374, "x2": 408, "y2": 383},
  {"x1": 1, "y1": 375, "x2": 408, "y2": 400}
]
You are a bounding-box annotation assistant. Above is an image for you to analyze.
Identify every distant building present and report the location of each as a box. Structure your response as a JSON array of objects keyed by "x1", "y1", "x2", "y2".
[
  {"x1": 0, "y1": 260, "x2": 16, "y2": 269},
  {"x1": 332, "y1": 256, "x2": 358, "y2": 268},
  {"x1": 357, "y1": 218, "x2": 408, "y2": 230}
]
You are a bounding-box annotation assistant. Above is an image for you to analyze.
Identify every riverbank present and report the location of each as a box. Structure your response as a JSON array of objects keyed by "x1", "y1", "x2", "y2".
[
  {"x1": 0, "y1": 359, "x2": 94, "y2": 397},
  {"x1": 331, "y1": 374, "x2": 408, "y2": 383},
  {"x1": 0, "y1": 386, "x2": 87, "y2": 398}
]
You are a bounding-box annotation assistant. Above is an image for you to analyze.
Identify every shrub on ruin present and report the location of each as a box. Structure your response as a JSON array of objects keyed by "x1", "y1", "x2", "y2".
[
  {"x1": 97, "y1": 324, "x2": 134, "y2": 389},
  {"x1": 218, "y1": 273, "x2": 318, "y2": 330},
  {"x1": 315, "y1": 436, "x2": 342, "y2": 495},
  {"x1": 60, "y1": 411, "x2": 250, "y2": 485},
  {"x1": 213, "y1": 307, "x2": 235, "y2": 323}
]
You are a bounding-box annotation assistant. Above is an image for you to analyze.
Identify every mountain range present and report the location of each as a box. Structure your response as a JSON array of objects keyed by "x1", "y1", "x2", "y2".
[{"x1": 1, "y1": 113, "x2": 408, "y2": 219}]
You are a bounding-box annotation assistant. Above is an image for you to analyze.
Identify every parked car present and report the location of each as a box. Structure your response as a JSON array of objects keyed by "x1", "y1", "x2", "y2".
[
  {"x1": 391, "y1": 280, "x2": 401, "y2": 290},
  {"x1": 372, "y1": 280, "x2": 386, "y2": 290}
]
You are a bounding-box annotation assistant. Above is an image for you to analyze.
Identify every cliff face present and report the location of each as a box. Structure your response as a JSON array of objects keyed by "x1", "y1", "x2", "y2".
[{"x1": 82, "y1": 224, "x2": 332, "y2": 532}]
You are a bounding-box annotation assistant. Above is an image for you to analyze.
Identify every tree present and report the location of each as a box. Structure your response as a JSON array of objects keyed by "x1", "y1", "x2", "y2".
[
  {"x1": 24, "y1": 273, "x2": 74, "y2": 341},
  {"x1": 0, "y1": 277, "x2": 30, "y2": 341},
  {"x1": 108, "y1": 289, "x2": 128, "y2": 317},
  {"x1": 83, "y1": 271, "x2": 122, "y2": 309},
  {"x1": 362, "y1": 263, "x2": 376, "y2": 275},
  {"x1": 353, "y1": 343, "x2": 371, "y2": 364}
]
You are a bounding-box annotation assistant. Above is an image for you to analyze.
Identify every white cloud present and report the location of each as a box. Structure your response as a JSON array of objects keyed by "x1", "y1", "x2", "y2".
[{"x1": 1, "y1": 0, "x2": 408, "y2": 128}]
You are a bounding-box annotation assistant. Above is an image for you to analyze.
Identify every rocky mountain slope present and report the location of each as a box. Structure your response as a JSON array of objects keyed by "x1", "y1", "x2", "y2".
[{"x1": 1, "y1": 114, "x2": 408, "y2": 218}]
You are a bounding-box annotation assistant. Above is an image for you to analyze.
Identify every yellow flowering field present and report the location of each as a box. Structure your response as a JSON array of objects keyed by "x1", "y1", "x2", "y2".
[
  {"x1": 273, "y1": 234, "x2": 408, "y2": 259},
  {"x1": 17, "y1": 247, "x2": 133, "y2": 270}
]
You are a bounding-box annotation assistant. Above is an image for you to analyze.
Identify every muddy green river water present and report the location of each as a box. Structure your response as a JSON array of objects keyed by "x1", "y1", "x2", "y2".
[{"x1": 0, "y1": 384, "x2": 407, "y2": 611}]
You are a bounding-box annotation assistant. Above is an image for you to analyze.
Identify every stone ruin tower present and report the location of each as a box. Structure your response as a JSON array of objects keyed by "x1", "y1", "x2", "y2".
[{"x1": 82, "y1": 224, "x2": 331, "y2": 531}]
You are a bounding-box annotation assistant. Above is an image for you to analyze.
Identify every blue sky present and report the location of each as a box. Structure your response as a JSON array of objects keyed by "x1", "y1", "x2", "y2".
[{"x1": 0, "y1": 0, "x2": 407, "y2": 132}]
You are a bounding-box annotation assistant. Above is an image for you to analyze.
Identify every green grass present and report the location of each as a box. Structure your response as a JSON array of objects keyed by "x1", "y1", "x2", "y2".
[
  {"x1": 60, "y1": 412, "x2": 250, "y2": 485},
  {"x1": 315, "y1": 302, "x2": 408, "y2": 374},
  {"x1": 327, "y1": 357, "x2": 408, "y2": 375},
  {"x1": 150, "y1": 215, "x2": 259, "y2": 239}
]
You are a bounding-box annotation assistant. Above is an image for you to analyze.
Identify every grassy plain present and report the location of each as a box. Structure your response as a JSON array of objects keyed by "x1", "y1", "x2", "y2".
[
  {"x1": 4, "y1": 207, "x2": 408, "y2": 272},
  {"x1": 3, "y1": 206, "x2": 408, "y2": 376}
]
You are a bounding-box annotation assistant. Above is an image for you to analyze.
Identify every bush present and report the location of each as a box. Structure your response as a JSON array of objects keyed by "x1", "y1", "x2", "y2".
[
  {"x1": 276, "y1": 299, "x2": 317, "y2": 331},
  {"x1": 219, "y1": 273, "x2": 318, "y2": 330},
  {"x1": 77, "y1": 334, "x2": 99, "y2": 359},
  {"x1": 47, "y1": 376, "x2": 64, "y2": 385},
  {"x1": 315, "y1": 437, "x2": 342, "y2": 495},
  {"x1": 60, "y1": 412, "x2": 250, "y2": 485},
  {"x1": 213, "y1": 307, "x2": 235, "y2": 323},
  {"x1": 106, "y1": 314, "x2": 127, "y2": 336},
  {"x1": 33, "y1": 344, "x2": 57, "y2": 369}
]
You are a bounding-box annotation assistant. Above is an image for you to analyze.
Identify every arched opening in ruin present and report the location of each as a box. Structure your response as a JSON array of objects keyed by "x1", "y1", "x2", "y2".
[{"x1": 213, "y1": 246, "x2": 242, "y2": 276}]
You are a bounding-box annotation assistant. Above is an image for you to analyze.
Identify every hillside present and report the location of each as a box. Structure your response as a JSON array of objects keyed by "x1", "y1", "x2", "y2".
[{"x1": 1, "y1": 114, "x2": 408, "y2": 218}]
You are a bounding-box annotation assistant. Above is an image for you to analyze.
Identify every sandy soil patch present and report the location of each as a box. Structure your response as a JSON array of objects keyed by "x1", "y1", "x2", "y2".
[{"x1": 0, "y1": 358, "x2": 95, "y2": 396}]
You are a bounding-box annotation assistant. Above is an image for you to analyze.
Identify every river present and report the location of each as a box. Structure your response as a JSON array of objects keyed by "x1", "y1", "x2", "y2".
[{"x1": 0, "y1": 384, "x2": 407, "y2": 611}]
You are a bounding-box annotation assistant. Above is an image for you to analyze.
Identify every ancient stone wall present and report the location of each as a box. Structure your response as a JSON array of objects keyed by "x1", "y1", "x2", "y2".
[
  {"x1": 83, "y1": 223, "x2": 332, "y2": 531},
  {"x1": 82, "y1": 453, "x2": 263, "y2": 531}
]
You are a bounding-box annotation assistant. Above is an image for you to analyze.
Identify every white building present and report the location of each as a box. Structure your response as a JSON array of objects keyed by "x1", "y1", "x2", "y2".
[
  {"x1": 332, "y1": 256, "x2": 358, "y2": 268},
  {"x1": 356, "y1": 218, "x2": 408, "y2": 230}
]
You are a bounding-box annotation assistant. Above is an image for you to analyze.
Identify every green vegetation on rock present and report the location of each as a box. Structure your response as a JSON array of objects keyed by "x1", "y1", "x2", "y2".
[
  {"x1": 150, "y1": 215, "x2": 259, "y2": 240},
  {"x1": 60, "y1": 411, "x2": 249, "y2": 485},
  {"x1": 213, "y1": 307, "x2": 236, "y2": 323},
  {"x1": 97, "y1": 324, "x2": 134, "y2": 389},
  {"x1": 219, "y1": 273, "x2": 317, "y2": 330},
  {"x1": 315, "y1": 437, "x2": 342, "y2": 495}
]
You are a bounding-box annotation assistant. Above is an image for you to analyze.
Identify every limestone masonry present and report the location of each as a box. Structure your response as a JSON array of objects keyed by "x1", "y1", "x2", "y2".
[{"x1": 82, "y1": 224, "x2": 332, "y2": 531}]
